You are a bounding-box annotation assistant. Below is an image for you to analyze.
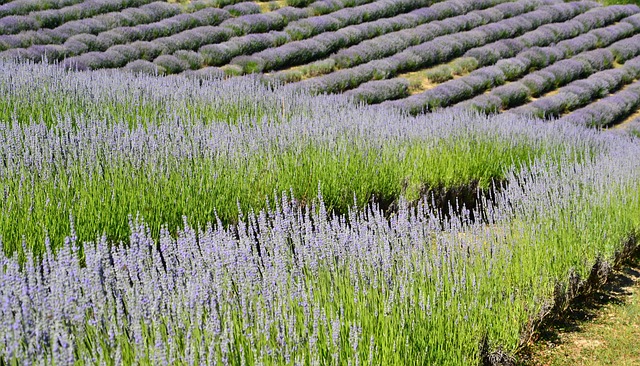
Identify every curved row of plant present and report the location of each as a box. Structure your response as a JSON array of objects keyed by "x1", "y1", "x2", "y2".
[
  {"x1": 1, "y1": 61, "x2": 640, "y2": 365},
  {"x1": 291, "y1": 1, "x2": 609, "y2": 94},
  {"x1": 349, "y1": 9, "x2": 640, "y2": 105},
  {"x1": 0, "y1": 61, "x2": 597, "y2": 255},
  {"x1": 0, "y1": 0, "x2": 377, "y2": 64}
]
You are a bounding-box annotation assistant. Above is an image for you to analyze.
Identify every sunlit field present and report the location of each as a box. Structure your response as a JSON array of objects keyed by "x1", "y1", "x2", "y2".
[{"x1": 2, "y1": 0, "x2": 640, "y2": 365}]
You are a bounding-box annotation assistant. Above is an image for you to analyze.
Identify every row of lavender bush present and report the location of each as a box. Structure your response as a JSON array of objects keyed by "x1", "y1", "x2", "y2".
[
  {"x1": 0, "y1": 2, "x2": 184, "y2": 51},
  {"x1": 385, "y1": 12, "x2": 640, "y2": 113},
  {"x1": 457, "y1": 33, "x2": 640, "y2": 113},
  {"x1": 0, "y1": 0, "x2": 158, "y2": 34},
  {"x1": 461, "y1": 2, "x2": 637, "y2": 66},
  {"x1": 348, "y1": 9, "x2": 639, "y2": 105},
  {"x1": 292, "y1": 1, "x2": 595, "y2": 94},
  {"x1": 136, "y1": 0, "x2": 440, "y2": 74},
  {"x1": 57, "y1": 6, "x2": 309, "y2": 70},
  {"x1": 241, "y1": 0, "x2": 511, "y2": 77},
  {"x1": 2, "y1": 62, "x2": 640, "y2": 365},
  {"x1": 560, "y1": 79, "x2": 640, "y2": 127},
  {"x1": 0, "y1": 0, "x2": 83, "y2": 18},
  {"x1": 0, "y1": 0, "x2": 377, "y2": 65},
  {"x1": 55, "y1": 0, "x2": 383, "y2": 71},
  {"x1": 328, "y1": 0, "x2": 568, "y2": 70},
  {"x1": 0, "y1": 0, "x2": 371, "y2": 62},
  {"x1": 276, "y1": 0, "x2": 561, "y2": 84},
  {"x1": 508, "y1": 51, "x2": 640, "y2": 118},
  {"x1": 177, "y1": 0, "x2": 439, "y2": 74}
]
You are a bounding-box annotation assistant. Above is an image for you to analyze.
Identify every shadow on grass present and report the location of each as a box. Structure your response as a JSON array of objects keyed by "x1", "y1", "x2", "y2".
[{"x1": 517, "y1": 255, "x2": 640, "y2": 365}]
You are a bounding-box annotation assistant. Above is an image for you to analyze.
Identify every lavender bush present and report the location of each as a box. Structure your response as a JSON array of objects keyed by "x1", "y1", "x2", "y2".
[
  {"x1": 560, "y1": 76, "x2": 640, "y2": 127},
  {"x1": 510, "y1": 54, "x2": 640, "y2": 118},
  {"x1": 284, "y1": 0, "x2": 437, "y2": 40},
  {"x1": 0, "y1": 7, "x2": 232, "y2": 61},
  {"x1": 222, "y1": 1, "x2": 261, "y2": 16},
  {"x1": 464, "y1": 4, "x2": 637, "y2": 66},
  {"x1": 1, "y1": 0, "x2": 158, "y2": 35},
  {"x1": 328, "y1": 0, "x2": 551, "y2": 71},
  {"x1": 448, "y1": 24, "x2": 640, "y2": 114},
  {"x1": 0, "y1": 0, "x2": 83, "y2": 18},
  {"x1": 343, "y1": 78, "x2": 410, "y2": 104}
]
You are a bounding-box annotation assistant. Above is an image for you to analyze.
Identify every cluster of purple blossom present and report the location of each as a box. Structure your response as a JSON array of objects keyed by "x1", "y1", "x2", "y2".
[
  {"x1": 119, "y1": 0, "x2": 403, "y2": 73},
  {"x1": 509, "y1": 52, "x2": 640, "y2": 118},
  {"x1": 452, "y1": 19, "x2": 640, "y2": 114},
  {"x1": 464, "y1": 3, "x2": 636, "y2": 66},
  {"x1": 387, "y1": 13, "x2": 640, "y2": 113},
  {"x1": 329, "y1": 0, "x2": 555, "y2": 70},
  {"x1": 232, "y1": 0, "x2": 510, "y2": 75},
  {"x1": 198, "y1": 31, "x2": 290, "y2": 67},
  {"x1": 0, "y1": 0, "x2": 157, "y2": 35},
  {"x1": 296, "y1": 1, "x2": 595, "y2": 96},
  {"x1": 222, "y1": 1, "x2": 261, "y2": 17},
  {"x1": 195, "y1": 0, "x2": 395, "y2": 68},
  {"x1": 306, "y1": 0, "x2": 378, "y2": 16},
  {"x1": 217, "y1": 6, "x2": 308, "y2": 35},
  {"x1": 620, "y1": 115, "x2": 640, "y2": 136},
  {"x1": 560, "y1": 76, "x2": 640, "y2": 127}
]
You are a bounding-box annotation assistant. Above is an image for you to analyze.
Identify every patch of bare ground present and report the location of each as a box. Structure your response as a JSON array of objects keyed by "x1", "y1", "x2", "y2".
[{"x1": 520, "y1": 255, "x2": 640, "y2": 366}]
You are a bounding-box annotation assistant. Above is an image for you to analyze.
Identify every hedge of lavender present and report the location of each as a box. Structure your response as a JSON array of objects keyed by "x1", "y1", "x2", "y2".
[
  {"x1": 0, "y1": 2, "x2": 184, "y2": 51},
  {"x1": 232, "y1": 0, "x2": 509, "y2": 75},
  {"x1": 0, "y1": 0, "x2": 375, "y2": 63},
  {"x1": 560, "y1": 78, "x2": 640, "y2": 127},
  {"x1": 326, "y1": 0, "x2": 560, "y2": 71},
  {"x1": 384, "y1": 15, "x2": 640, "y2": 113},
  {"x1": 509, "y1": 53, "x2": 640, "y2": 118},
  {"x1": 0, "y1": 0, "x2": 83, "y2": 18},
  {"x1": 0, "y1": 0, "x2": 157, "y2": 35},
  {"x1": 293, "y1": 1, "x2": 600, "y2": 94},
  {"x1": 4, "y1": 61, "x2": 640, "y2": 365}
]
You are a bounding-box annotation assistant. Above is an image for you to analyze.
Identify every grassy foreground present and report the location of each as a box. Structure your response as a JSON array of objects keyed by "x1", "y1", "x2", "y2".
[{"x1": 1, "y1": 62, "x2": 640, "y2": 365}]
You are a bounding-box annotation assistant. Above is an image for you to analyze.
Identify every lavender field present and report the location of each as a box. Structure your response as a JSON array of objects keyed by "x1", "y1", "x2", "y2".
[
  {"x1": 1, "y1": 0, "x2": 640, "y2": 126},
  {"x1": 2, "y1": 0, "x2": 640, "y2": 365}
]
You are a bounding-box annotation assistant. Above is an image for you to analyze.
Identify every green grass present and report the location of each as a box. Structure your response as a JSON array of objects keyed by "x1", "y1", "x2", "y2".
[
  {"x1": 0, "y1": 131, "x2": 573, "y2": 256},
  {"x1": 22, "y1": 146, "x2": 640, "y2": 365},
  {"x1": 0, "y1": 63, "x2": 601, "y2": 256}
]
